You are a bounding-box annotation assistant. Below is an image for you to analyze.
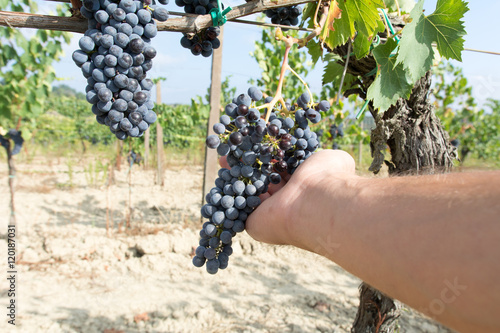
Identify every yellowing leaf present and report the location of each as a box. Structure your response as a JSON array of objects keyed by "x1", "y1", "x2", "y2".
[
  {"x1": 320, "y1": 0, "x2": 385, "y2": 52},
  {"x1": 327, "y1": 1, "x2": 342, "y2": 31}
]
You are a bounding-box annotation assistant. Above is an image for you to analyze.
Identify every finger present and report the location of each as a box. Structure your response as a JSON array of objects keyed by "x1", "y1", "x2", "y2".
[{"x1": 245, "y1": 189, "x2": 289, "y2": 245}]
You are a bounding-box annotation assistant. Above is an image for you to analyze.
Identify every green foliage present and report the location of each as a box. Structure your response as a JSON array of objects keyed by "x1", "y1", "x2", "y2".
[
  {"x1": 477, "y1": 100, "x2": 500, "y2": 162},
  {"x1": 153, "y1": 76, "x2": 239, "y2": 148},
  {"x1": 38, "y1": 96, "x2": 112, "y2": 147},
  {"x1": 305, "y1": 0, "x2": 468, "y2": 114},
  {"x1": 304, "y1": 0, "x2": 385, "y2": 60},
  {"x1": 0, "y1": 0, "x2": 71, "y2": 137},
  {"x1": 366, "y1": 0, "x2": 468, "y2": 112},
  {"x1": 155, "y1": 102, "x2": 208, "y2": 148},
  {"x1": 204, "y1": 76, "x2": 237, "y2": 107},
  {"x1": 306, "y1": 39, "x2": 323, "y2": 65},
  {"x1": 321, "y1": 53, "x2": 358, "y2": 100},
  {"x1": 249, "y1": 25, "x2": 313, "y2": 100},
  {"x1": 433, "y1": 62, "x2": 500, "y2": 164},
  {"x1": 341, "y1": 0, "x2": 386, "y2": 42},
  {"x1": 14, "y1": 76, "x2": 234, "y2": 154},
  {"x1": 315, "y1": 96, "x2": 372, "y2": 150}
]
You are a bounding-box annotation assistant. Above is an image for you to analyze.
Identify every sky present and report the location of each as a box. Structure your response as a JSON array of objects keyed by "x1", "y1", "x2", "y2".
[{"x1": 33, "y1": 0, "x2": 500, "y2": 108}]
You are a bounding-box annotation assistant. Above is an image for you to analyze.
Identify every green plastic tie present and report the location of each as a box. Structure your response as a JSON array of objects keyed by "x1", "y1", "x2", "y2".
[
  {"x1": 209, "y1": 0, "x2": 232, "y2": 27},
  {"x1": 364, "y1": 11, "x2": 399, "y2": 76},
  {"x1": 380, "y1": 8, "x2": 400, "y2": 43},
  {"x1": 370, "y1": 35, "x2": 381, "y2": 49},
  {"x1": 364, "y1": 67, "x2": 378, "y2": 77},
  {"x1": 356, "y1": 99, "x2": 370, "y2": 119}
]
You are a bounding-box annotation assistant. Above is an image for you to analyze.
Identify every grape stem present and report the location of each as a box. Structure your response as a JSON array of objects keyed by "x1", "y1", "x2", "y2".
[
  {"x1": 254, "y1": 2, "x2": 327, "y2": 123},
  {"x1": 256, "y1": 30, "x2": 294, "y2": 123},
  {"x1": 337, "y1": 39, "x2": 352, "y2": 105},
  {"x1": 256, "y1": 24, "x2": 323, "y2": 122},
  {"x1": 295, "y1": 3, "x2": 329, "y2": 48},
  {"x1": 313, "y1": 0, "x2": 322, "y2": 28},
  {"x1": 287, "y1": 65, "x2": 314, "y2": 106},
  {"x1": 394, "y1": 0, "x2": 401, "y2": 17}
]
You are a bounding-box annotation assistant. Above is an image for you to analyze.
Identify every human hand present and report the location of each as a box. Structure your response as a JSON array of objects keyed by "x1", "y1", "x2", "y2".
[{"x1": 222, "y1": 149, "x2": 358, "y2": 253}]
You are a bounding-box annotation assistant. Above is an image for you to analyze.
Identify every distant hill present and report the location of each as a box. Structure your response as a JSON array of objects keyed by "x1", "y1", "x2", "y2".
[{"x1": 52, "y1": 84, "x2": 85, "y2": 100}]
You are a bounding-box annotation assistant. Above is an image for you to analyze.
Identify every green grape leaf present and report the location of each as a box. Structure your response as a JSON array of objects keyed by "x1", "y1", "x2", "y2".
[
  {"x1": 367, "y1": 38, "x2": 413, "y2": 112},
  {"x1": 307, "y1": 39, "x2": 323, "y2": 65},
  {"x1": 384, "y1": 0, "x2": 416, "y2": 13},
  {"x1": 322, "y1": 5, "x2": 351, "y2": 50},
  {"x1": 321, "y1": 0, "x2": 385, "y2": 53},
  {"x1": 323, "y1": 61, "x2": 344, "y2": 85},
  {"x1": 301, "y1": 2, "x2": 317, "y2": 26},
  {"x1": 352, "y1": 33, "x2": 371, "y2": 59},
  {"x1": 322, "y1": 61, "x2": 357, "y2": 91},
  {"x1": 395, "y1": 0, "x2": 469, "y2": 81},
  {"x1": 344, "y1": 0, "x2": 386, "y2": 37}
]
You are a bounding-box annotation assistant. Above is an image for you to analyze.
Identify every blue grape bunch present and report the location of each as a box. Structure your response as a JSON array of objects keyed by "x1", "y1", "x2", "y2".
[
  {"x1": 127, "y1": 150, "x2": 142, "y2": 165},
  {"x1": 174, "y1": 0, "x2": 223, "y2": 57},
  {"x1": 0, "y1": 130, "x2": 24, "y2": 155},
  {"x1": 244, "y1": 0, "x2": 302, "y2": 30},
  {"x1": 72, "y1": 0, "x2": 169, "y2": 140},
  {"x1": 174, "y1": 0, "x2": 220, "y2": 15},
  {"x1": 264, "y1": 5, "x2": 301, "y2": 30},
  {"x1": 329, "y1": 122, "x2": 344, "y2": 150},
  {"x1": 180, "y1": 26, "x2": 221, "y2": 57},
  {"x1": 193, "y1": 86, "x2": 330, "y2": 274}
]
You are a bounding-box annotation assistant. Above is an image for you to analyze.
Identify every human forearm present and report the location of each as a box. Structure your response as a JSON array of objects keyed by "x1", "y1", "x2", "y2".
[{"x1": 313, "y1": 171, "x2": 500, "y2": 332}]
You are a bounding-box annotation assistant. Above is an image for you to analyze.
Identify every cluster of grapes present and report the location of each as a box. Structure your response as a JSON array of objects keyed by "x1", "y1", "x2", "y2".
[
  {"x1": 174, "y1": 0, "x2": 220, "y2": 15},
  {"x1": 72, "y1": 0, "x2": 169, "y2": 140},
  {"x1": 329, "y1": 123, "x2": 344, "y2": 150},
  {"x1": 192, "y1": 86, "x2": 330, "y2": 274},
  {"x1": 180, "y1": 26, "x2": 221, "y2": 57},
  {"x1": 0, "y1": 130, "x2": 24, "y2": 155},
  {"x1": 315, "y1": 128, "x2": 324, "y2": 148},
  {"x1": 264, "y1": 5, "x2": 301, "y2": 30},
  {"x1": 127, "y1": 150, "x2": 143, "y2": 165}
]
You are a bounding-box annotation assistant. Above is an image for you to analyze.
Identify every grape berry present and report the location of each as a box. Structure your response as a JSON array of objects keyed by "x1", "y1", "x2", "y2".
[{"x1": 193, "y1": 87, "x2": 330, "y2": 274}]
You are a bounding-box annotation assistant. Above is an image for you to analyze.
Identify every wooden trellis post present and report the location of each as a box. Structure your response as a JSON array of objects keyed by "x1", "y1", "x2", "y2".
[
  {"x1": 202, "y1": 26, "x2": 224, "y2": 208},
  {"x1": 156, "y1": 81, "x2": 164, "y2": 186}
]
